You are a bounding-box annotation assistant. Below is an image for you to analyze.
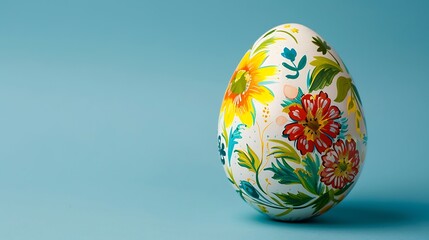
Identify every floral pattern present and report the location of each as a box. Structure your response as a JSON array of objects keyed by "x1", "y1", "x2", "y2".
[
  {"x1": 281, "y1": 47, "x2": 307, "y2": 79},
  {"x1": 218, "y1": 24, "x2": 367, "y2": 221},
  {"x1": 283, "y1": 91, "x2": 341, "y2": 155},
  {"x1": 220, "y1": 51, "x2": 276, "y2": 127},
  {"x1": 320, "y1": 139, "x2": 360, "y2": 189},
  {"x1": 218, "y1": 136, "x2": 226, "y2": 165}
]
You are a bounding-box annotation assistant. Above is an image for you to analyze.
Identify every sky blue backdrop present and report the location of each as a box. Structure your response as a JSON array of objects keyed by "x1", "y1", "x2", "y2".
[{"x1": 1, "y1": 0, "x2": 428, "y2": 239}]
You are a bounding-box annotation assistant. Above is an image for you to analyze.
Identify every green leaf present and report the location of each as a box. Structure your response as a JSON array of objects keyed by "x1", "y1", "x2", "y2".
[
  {"x1": 351, "y1": 84, "x2": 362, "y2": 105},
  {"x1": 253, "y1": 37, "x2": 284, "y2": 54},
  {"x1": 262, "y1": 29, "x2": 276, "y2": 38},
  {"x1": 265, "y1": 159, "x2": 301, "y2": 185},
  {"x1": 348, "y1": 95, "x2": 356, "y2": 112},
  {"x1": 311, "y1": 36, "x2": 331, "y2": 55},
  {"x1": 295, "y1": 154, "x2": 323, "y2": 195},
  {"x1": 334, "y1": 76, "x2": 352, "y2": 102},
  {"x1": 274, "y1": 191, "x2": 313, "y2": 206},
  {"x1": 221, "y1": 123, "x2": 228, "y2": 147},
  {"x1": 276, "y1": 30, "x2": 298, "y2": 43},
  {"x1": 297, "y1": 55, "x2": 307, "y2": 70},
  {"x1": 309, "y1": 56, "x2": 342, "y2": 92},
  {"x1": 334, "y1": 182, "x2": 353, "y2": 196},
  {"x1": 312, "y1": 192, "x2": 331, "y2": 214},
  {"x1": 268, "y1": 139, "x2": 301, "y2": 164},
  {"x1": 235, "y1": 144, "x2": 261, "y2": 173},
  {"x1": 275, "y1": 208, "x2": 293, "y2": 217},
  {"x1": 226, "y1": 167, "x2": 236, "y2": 185}
]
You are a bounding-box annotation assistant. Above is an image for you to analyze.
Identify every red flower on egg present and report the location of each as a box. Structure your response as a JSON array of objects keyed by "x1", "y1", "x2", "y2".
[
  {"x1": 283, "y1": 91, "x2": 341, "y2": 155},
  {"x1": 320, "y1": 139, "x2": 360, "y2": 189}
]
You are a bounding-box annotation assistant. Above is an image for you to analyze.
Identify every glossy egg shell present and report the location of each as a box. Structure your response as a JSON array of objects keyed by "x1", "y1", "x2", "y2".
[{"x1": 217, "y1": 23, "x2": 367, "y2": 221}]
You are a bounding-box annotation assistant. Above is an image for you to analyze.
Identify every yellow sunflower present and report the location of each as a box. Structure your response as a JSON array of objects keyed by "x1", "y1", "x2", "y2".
[{"x1": 221, "y1": 50, "x2": 276, "y2": 127}]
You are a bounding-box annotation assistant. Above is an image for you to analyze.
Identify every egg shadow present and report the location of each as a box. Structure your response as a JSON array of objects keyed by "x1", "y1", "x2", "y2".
[{"x1": 249, "y1": 199, "x2": 429, "y2": 230}]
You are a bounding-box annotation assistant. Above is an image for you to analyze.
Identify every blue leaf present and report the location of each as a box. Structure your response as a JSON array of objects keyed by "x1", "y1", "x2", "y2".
[
  {"x1": 227, "y1": 124, "x2": 246, "y2": 164},
  {"x1": 306, "y1": 70, "x2": 311, "y2": 89},
  {"x1": 282, "y1": 62, "x2": 297, "y2": 71},
  {"x1": 286, "y1": 72, "x2": 299, "y2": 79},
  {"x1": 337, "y1": 114, "x2": 349, "y2": 139},
  {"x1": 297, "y1": 55, "x2": 307, "y2": 70}
]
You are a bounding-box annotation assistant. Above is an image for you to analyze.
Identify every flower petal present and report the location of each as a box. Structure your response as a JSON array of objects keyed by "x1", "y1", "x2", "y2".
[
  {"x1": 296, "y1": 135, "x2": 314, "y2": 155},
  {"x1": 322, "y1": 149, "x2": 338, "y2": 168},
  {"x1": 248, "y1": 85, "x2": 274, "y2": 105},
  {"x1": 320, "y1": 121, "x2": 341, "y2": 138},
  {"x1": 315, "y1": 91, "x2": 331, "y2": 116},
  {"x1": 236, "y1": 103, "x2": 255, "y2": 127},
  {"x1": 333, "y1": 176, "x2": 346, "y2": 189},
  {"x1": 235, "y1": 51, "x2": 250, "y2": 71},
  {"x1": 301, "y1": 94, "x2": 316, "y2": 116},
  {"x1": 288, "y1": 105, "x2": 307, "y2": 121},
  {"x1": 333, "y1": 139, "x2": 347, "y2": 157},
  {"x1": 323, "y1": 105, "x2": 341, "y2": 120},
  {"x1": 252, "y1": 66, "x2": 276, "y2": 83},
  {"x1": 346, "y1": 138, "x2": 357, "y2": 152},
  {"x1": 222, "y1": 99, "x2": 235, "y2": 127},
  {"x1": 247, "y1": 51, "x2": 267, "y2": 71},
  {"x1": 315, "y1": 133, "x2": 332, "y2": 154},
  {"x1": 283, "y1": 123, "x2": 305, "y2": 140}
]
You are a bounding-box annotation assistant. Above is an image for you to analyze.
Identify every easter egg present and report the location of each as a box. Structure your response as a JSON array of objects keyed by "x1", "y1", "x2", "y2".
[{"x1": 217, "y1": 23, "x2": 367, "y2": 221}]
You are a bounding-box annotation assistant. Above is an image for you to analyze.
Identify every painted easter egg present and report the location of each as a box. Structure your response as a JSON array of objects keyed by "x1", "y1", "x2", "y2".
[{"x1": 217, "y1": 23, "x2": 367, "y2": 221}]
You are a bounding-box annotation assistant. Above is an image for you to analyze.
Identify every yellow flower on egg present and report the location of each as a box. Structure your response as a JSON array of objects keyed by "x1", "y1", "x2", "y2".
[{"x1": 221, "y1": 51, "x2": 276, "y2": 127}]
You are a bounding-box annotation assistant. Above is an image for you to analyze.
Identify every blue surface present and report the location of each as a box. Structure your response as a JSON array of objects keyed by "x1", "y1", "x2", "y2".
[{"x1": 1, "y1": 0, "x2": 428, "y2": 239}]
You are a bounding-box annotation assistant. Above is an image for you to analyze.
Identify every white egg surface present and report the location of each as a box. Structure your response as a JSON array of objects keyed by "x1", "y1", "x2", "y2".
[{"x1": 217, "y1": 23, "x2": 367, "y2": 221}]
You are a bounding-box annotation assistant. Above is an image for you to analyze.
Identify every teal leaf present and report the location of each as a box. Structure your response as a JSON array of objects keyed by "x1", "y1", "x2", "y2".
[
  {"x1": 296, "y1": 154, "x2": 323, "y2": 195},
  {"x1": 297, "y1": 55, "x2": 307, "y2": 70},
  {"x1": 286, "y1": 72, "x2": 299, "y2": 79},
  {"x1": 274, "y1": 191, "x2": 313, "y2": 206},
  {"x1": 337, "y1": 115, "x2": 349, "y2": 139},
  {"x1": 240, "y1": 181, "x2": 260, "y2": 199},
  {"x1": 227, "y1": 124, "x2": 245, "y2": 164},
  {"x1": 306, "y1": 70, "x2": 311, "y2": 89},
  {"x1": 265, "y1": 159, "x2": 300, "y2": 185},
  {"x1": 282, "y1": 62, "x2": 297, "y2": 71}
]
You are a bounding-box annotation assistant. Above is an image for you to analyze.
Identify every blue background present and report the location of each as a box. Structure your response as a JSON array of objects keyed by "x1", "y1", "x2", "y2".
[{"x1": 1, "y1": 0, "x2": 428, "y2": 239}]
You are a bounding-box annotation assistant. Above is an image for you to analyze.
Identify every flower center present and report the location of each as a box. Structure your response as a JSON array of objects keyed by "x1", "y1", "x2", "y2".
[
  {"x1": 230, "y1": 70, "x2": 251, "y2": 94},
  {"x1": 305, "y1": 117, "x2": 321, "y2": 133},
  {"x1": 339, "y1": 161, "x2": 348, "y2": 172}
]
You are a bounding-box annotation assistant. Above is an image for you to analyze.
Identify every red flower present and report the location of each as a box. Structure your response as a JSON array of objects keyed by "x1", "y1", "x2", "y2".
[
  {"x1": 320, "y1": 139, "x2": 360, "y2": 189},
  {"x1": 283, "y1": 91, "x2": 341, "y2": 155}
]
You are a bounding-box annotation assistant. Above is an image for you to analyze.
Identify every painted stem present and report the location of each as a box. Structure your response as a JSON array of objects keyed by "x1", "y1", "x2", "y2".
[
  {"x1": 255, "y1": 169, "x2": 267, "y2": 195},
  {"x1": 329, "y1": 51, "x2": 341, "y2": 67}
]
